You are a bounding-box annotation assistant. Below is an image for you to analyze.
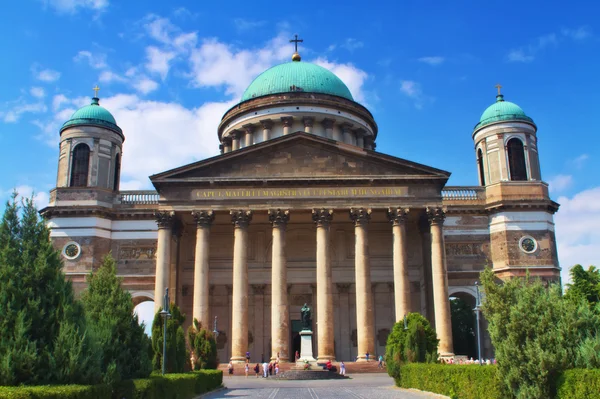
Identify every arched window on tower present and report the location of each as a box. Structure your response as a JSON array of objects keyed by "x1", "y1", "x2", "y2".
[
  {"x1": 507, "y1": 138, "x2": 527, "y2": 181},
  {"x1": 113, "y1": 153, "x2": 121, "y2": 191},
  {"x1": 70, "y1": 144, "x2": 90, "y2": 187},
  {"x1": 477, "y1": 148, "x2": 486, "y2": 186}
]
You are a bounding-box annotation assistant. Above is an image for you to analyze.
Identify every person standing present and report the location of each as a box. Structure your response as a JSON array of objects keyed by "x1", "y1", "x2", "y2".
[
  {"x1": 295, "y1": 350, "x2": 299, "y2": 361},
  {"x1": 254, "y1": 363, "x2": 259, "y2": 378},
  {"x1": 378, "y1": 355, "x2": 383, "y2": 369},
  {"x1": 275, "y1": 363, "x2": 279, "y2": 375},
  {"x1": 245, "y1": 363, "x2": 249, "y2": 378},
  {"x1": 366, "y1": 352, "x2": 370, "y2": 362},
  {"x1": 262, "y1": 361, "x2": 268, "y2": 378},
  {"x1": 227, "y1": 361, "x2": 233, "y2": 377},
  {"x1": 246, "y1": 351, "x2": 250, "y2": 363},
  {"x1": 339, "y1": 361, "x2": 346, "y2": 376}
]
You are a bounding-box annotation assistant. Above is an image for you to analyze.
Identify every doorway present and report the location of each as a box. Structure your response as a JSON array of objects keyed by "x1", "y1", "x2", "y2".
[{"x1": 291, "y1": 320, "x2": 302, "y2": 361}]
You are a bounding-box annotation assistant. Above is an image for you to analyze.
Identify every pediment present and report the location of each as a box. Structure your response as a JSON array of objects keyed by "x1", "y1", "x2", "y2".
[{"x1": 150, "y1": 132, "x2": 449, "y2": 184}]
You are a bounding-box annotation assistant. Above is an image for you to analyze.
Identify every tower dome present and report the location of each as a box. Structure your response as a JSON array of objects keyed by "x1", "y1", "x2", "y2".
[
  {"x1": 61, "y1": 97, "x2": 122, "y2": 136},
  {"x1": 240, "y1": 61, "x2": 354, "y2": 102},
  {"x1": 474, "y1": 94, "x2": 534, "y2": 130}
]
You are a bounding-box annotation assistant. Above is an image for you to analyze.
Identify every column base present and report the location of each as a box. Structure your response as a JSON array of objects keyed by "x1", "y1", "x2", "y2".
[
  {"x1": 270, "y1": 357, "x2": 290, "y2": 363},
  {"x1": 230, "y1": 356, "x2": 247, "y2": 364},
  {"x1": 355, "y1": 356, "x2": 373, "y2": 362},
  {"x1": 439, "y1": 352, "x2": 455, "y2": 362}
]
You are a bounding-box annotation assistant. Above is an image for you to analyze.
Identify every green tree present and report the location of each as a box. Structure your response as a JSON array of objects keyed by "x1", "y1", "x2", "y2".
[
  {"x1": 0, "y1": 194, "x2": 101, "y2": 386},
  {"x1": 151, "y1": 302, "x2": 187, "y2": 373},
  {"x1": 188, "y1": 319, "x2": 218, "y2": 370},
  {"x1": 385, "y1": 312, "x2": 438, "y2": 379},
  {"x1": 80, "y1": 253, "x2": 152, "y2": 383},
  {"x1": 565, "y1": 264, "x2": 600, "y2": 307},
  {"x1": 450, "y1": 297, "x2": 477, "y2": 358},
  {"x1": 480, "y1": 268, "x2": 600, "y2": 399}
]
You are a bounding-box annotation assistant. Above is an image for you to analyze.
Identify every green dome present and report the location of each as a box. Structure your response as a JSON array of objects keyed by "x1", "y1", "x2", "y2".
[
  {"x1": 475, "y1": 94, "x2": 534, "y2": 130},
  {"x1": 61, "y1": 97, "x2": 122, "y2": 135},
  {"x1": 241, "y1": 61, "x2": 354, "y2": 102}
]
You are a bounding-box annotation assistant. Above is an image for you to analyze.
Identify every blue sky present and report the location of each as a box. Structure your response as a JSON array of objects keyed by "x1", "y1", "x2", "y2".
[{"x1": 1, "y1": 0, "x2": 599, "y2": 288}]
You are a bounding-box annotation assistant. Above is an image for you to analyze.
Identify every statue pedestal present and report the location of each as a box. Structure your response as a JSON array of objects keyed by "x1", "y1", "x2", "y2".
[{"x1": 298, "y1": 330, "x2": 317, "y2": 363}]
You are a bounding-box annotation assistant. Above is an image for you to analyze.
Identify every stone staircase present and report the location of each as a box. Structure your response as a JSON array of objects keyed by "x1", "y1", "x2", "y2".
[{"x1": 218, "y1": 360, "x2": 387, "y2": 374}]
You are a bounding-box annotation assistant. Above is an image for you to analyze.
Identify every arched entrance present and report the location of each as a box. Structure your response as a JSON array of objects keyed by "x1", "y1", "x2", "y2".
[
  {"x1": 132, "y1": 291, "x2": 155, "y2": 336},
  {"x1": 449, "y1": 290, "x2": 477, "y2": 359}
]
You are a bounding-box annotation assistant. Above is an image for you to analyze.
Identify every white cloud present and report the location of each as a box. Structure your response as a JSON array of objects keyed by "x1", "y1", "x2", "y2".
[
  {"x1": 1, "y1": 102, "x2": 47, "y2": 123},
  {"x1": 418, "y1": 56, "x2": 445, "y2": 66},
  {"x1": 133, "y1": 78, "x2": 159, "y2": 94},
  {"x1": 52, "y1": 94, "x2": 69, "y2": 111},
  {"x1": 507, "y1": 49, "x2": 534, "y2": 63},
  {"x1": 562, "y1": 26, "x2": 592, "y2": 40},
  {"x1": 313, "y1": 58, "x2": 369, "y2": 104},
  {"x1": 11, "y1": 185, "x2": 50, "y2": 209},
  {"x1": 144, "y1": 14, "x2": 177, "y2": 45},
  {"x1": 145, "y1": 46, "x2": 176, "y2": 80},
  {"x1": 555, "y1": 186, "x2": 600, "y2": 284},
  {"x1": 32, "y1": 66, "x2": 61, "y2": 82},
  {"x1": 74, "y1": 50, "x2": 107, "y2": 69},
  {"x1": 548, "y1": 174, "x2": 573, "y2": 193},
  {"x1": 99, "y1": 70, "x2": 127, "y2": 83},
  {"x1": 341, "y1": 38, "x2": 364, "y2": 52},
  {"x1": 399, "y1": 80, "x2": 432, "y2": 110},
  {"x1": 30, "y1": 87, "x2": 45, "y2": 98},
  {"x1": 43, "y1": 0, "x2": 109, "y2": 14},
  {"x1": 233, "y1": 18, "x2": 266, "y2": 31},
  {"x1": 571, "y1": 153, "x2": 589, "y2": 169}
]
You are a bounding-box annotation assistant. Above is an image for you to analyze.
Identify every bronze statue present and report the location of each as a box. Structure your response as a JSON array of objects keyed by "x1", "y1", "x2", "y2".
[{"x1": 301, "y1": 303, "x2": 312, "y2": 330}]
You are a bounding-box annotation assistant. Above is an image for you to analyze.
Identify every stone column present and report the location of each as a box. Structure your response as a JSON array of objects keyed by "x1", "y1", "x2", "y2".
[
  {"x1": 281, "y1": 117, "x2": 293, "y2": 136},
  {"x1": 355, "y1": 128, "x2": 366, "y2": 148},
  {"x1": 364, "y1": 136, "x2": 374, "y2": 151},
  {"x1": 154, "y1": 211, "x2": 175, "y2": 313},
  {"x1": 269, "y1": 209, "x2": 290, "y2": 362},
  {"x1": 223, "y1": 137, "x2": 232, "y2": 154},
  {"x1": 231, "y1": 131, "x2": 241, "y2": 151},
  {"x1": 191, "y1": 210, "x2": 215, "y2": 329},
  {"x1": 230, "y1": 209, "x2": 253, "y2": 363},
  {"x1": 427, "y1": 207, "x2": 454, "y2": 357},
  {"x1": 341, "y1": 123, "x2": 354, "y2": 145},
  {"x1": 312, "y1": 208, "x2": 335, "y2": 361},
  {"x1": 260, "y1": 119, "x2": 273, "y2": 142},
  {"x1": 243, "y1": 124, "x2": 254, "y2": 147},
  {"x1": 387, "y1": 207, "x2": 410, "y2": 321},
  {"x1": 303, "y1": 117, "x2": 314, "y2": 134},
  {"x1": 349, "y1": 208, "x2": 375, "y2": 361},
  {"x1": 322, "y1": 118, "x2": 334, "y2": 139}
]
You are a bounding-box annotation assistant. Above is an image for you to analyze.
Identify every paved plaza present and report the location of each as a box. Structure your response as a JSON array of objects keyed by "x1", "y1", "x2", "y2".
[{"x1": 201, "y1": 374, "x2": 445, "y2": 399}]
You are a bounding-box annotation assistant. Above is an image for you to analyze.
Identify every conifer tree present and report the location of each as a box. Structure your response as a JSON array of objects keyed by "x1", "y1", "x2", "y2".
[
  {"x1": 0, "y1": 194, "x2": 101, "y2": 386},
  {"x1": 81, "y1": 253, "x2": 152, "y2": 383},
  {"x1": 151, "y1": 302, "x2": 187, "y2": 373},
  {"x1": 188, "y1": 319, "x2": 218, "y2": 370}
]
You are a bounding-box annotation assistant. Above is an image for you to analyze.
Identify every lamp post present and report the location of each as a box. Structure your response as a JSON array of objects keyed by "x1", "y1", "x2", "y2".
[
  {"x1": 159, "y1": 288, "x2": 171, "y2": 375},
  {"x1": 213, "y1": 315, "x2": 219, "y2": 339},
  {"x1": 403, "y1": 314, "x2": 408, "y2": 331},
  {"x1": 474, "y1": 282, "x2": 482, "y2": 365}
]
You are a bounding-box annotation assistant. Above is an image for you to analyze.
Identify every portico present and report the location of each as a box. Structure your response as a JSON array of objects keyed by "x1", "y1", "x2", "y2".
[{"x1": 150, "y1": 132, "x2": 454, "y2": 363}]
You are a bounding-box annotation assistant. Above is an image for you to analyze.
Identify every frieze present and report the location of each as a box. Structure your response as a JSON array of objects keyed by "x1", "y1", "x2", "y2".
[
  {"x1": 445, "y1": 243, "x2": 483, "y2": 256},
  {"x1": 192, "y1": 186, "x2": 409, "y2": 200},
  {"x1": 118, "y1": 245, "x2": 157, "y2": 260}
]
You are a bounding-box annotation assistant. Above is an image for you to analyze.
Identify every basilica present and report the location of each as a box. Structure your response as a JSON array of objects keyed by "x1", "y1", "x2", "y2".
[{"x1": 41, "y1": 43, "x2": 560, "y2": 364}]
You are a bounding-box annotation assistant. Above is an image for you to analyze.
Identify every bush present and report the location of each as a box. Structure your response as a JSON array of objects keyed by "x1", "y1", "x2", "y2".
[
  {"x1": 396, "y1": 363, "x2": 504, "y2": 399},
  {"x1": 188, "y1": 319, "x2": 218, "y2": 370},
  {"x1": 555, "y1": 369, "x2": 600, "y2": 399},
  {"x1": 151, "y1": 303, "x2": 188, "y2": 373},
  {"x1": 0, "y1": 370, "x2": 223, "y2": 399},
  {"x1": 385, "y1": 312, "x2": 438, "y2": 379}
]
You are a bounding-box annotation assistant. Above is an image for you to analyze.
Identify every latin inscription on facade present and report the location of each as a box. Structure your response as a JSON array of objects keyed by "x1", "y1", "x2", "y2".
[{"x1": 191, "y1": 186, "x2": 409, "y2": 200}]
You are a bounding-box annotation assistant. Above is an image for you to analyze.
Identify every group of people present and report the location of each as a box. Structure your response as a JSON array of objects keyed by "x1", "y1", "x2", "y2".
[
  {"x1": 447, "y1": 357, "x2": 496, "y2": 365},
  {"x1": 227, "y1": 352, "x2": 282, "y2": 378}
]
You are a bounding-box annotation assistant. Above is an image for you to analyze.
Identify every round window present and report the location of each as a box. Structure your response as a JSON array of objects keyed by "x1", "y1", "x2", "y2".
[
  {"x1": 519, "y1": 236, "x2": 537, "y2": 254},
  {"x1": 62, "y1": 242, "x2": 81, "y2": 260}
]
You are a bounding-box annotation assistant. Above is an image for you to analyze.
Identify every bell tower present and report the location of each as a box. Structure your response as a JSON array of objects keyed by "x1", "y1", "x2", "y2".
[
  {"x1": 473, "y1": 86, "x2": 559, "y2": 281},
  {"x1": 56, "y1": 86, "x2": 124, "y2": 191}
]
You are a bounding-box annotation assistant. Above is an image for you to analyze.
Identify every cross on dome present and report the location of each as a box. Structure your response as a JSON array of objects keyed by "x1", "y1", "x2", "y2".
[
  {"x1": 93, "y1": 85, "x2": 100, "y2": 98},
  {"x1": 290, "y1": 34, "x2": 303, "y2": 61}
]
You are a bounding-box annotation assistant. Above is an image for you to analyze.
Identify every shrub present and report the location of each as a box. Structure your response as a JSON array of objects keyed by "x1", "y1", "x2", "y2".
[
  {"x1": 151, "y1": 303, "x2": 188, "y2": 373},
  {"x1": 188, "y1": 319, "x2": 219, "y2": 370},
  {"x1": 555, "y1": 369, "x2": 600, "y2": 399},
  {"x1": 396, "y1": 363, "x2": 504, "y2": 399},
  {"x1": 0, "y1": 384, "x2": 111, "y2": 399},
  {"x1": 385, "y1": 312, "x2": 438, "y2": 379}
]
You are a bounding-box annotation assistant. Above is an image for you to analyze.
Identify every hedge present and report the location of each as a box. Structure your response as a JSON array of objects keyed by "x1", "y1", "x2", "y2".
[
  {"x1": 395, "y1": 363, "x2": 504, "y2": 399},
  {"x1": 0, "y1": 370, "x2": 222, "y2": 399},
  {"x1": 555, "y1": 369, "x2": 600, "y2": 399}
]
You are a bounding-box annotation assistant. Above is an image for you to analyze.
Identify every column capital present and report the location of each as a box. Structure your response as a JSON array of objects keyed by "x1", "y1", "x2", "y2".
[
  {"x1": 230, "y1": 130, "x2": 243, "y2": 139},
  {"x1": 230, "y1": 209, "x2": 253, "y2": 228},
  {"x1": 268, "y1": 209, "x2": 290, "y2": 227},
  {"x1": 312, "y1": 208, "x2": 334, "y2": 227},
  {"x1": 281, "y1": 116, "x2": 293, "y2": 127},
  {"x1": 336, "y1": 283, "x2": 351, "y2": 294},
  {"x1": 355, "y1": 128, "x2": 366, "y2": 138},
  {"x1": 427, "y1": 207, "x2": 447, "y2": 226},
  {"x1": 251, "y1": 284, "x2": 266, "y2": 295},
  {"x1": 192, "y1": 210, "x2": 215, "y2": 227},
  {"x1": 242, "y1": 123, "x2": 255, "y2": 133},
  {"x1": 387, "y1": 207, "x2": 410, "y2": 225},
  {"x1": 222, "y1": 136, "x2": 232, "y2": 144},
  {"x1": 349, "y1": 208, "x2": 372, "y2": 226},
  {"x1": 340, "y1": 122, "x2": 354, "y2": 132},
  {"x1": 321, "y1": 118, "x2": 335, "y2": 129},
  {"x1": 155, "y1": 211, "x2": 175, "y2": 229},
  {"x1": 260, "y1": 119, "x2": 274, "y2": 129},
  {"x1": 303, "y1": 116, "x2": 314, "y2": 127}
]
